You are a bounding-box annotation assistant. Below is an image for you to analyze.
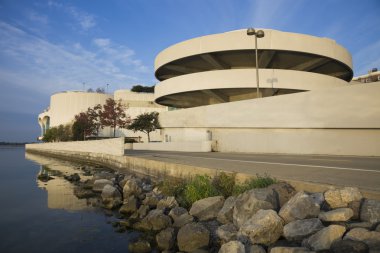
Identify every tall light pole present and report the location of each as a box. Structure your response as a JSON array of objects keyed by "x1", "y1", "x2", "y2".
[
  {"x1": 247, "y1": 28, "x2": 265, "y2": 98},
  {"x1": 106, "y1": 83, "x2": 109, "y2": 93}
]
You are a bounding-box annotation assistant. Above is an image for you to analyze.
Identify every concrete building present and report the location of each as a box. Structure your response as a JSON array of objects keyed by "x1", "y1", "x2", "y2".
[
  {"x1": 149, "y1": 29, "x2": 380, "y2": 156},
  {"x1": 38, "y1": 89, "x2": 167, "y2": 142}
]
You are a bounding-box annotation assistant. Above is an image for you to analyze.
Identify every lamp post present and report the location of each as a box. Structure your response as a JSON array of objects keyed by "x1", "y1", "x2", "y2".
[{"x1": 247, "y1": 28, "x2": 265, "y2": 98}]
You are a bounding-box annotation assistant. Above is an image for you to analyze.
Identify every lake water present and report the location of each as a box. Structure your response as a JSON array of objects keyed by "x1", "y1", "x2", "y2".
[{"x1": 0, "y1": 145, "x2": 138, "y2": 253}]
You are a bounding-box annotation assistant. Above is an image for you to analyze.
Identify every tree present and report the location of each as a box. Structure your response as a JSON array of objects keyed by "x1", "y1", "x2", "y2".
[
  {"x1": 101, "y1": 98, "x2": 130, "y2": 137},
  {"x1": 128, "y1": 112, "x2": 160, "y2": 142},
  {"x1": 42, "y1": 124, "x2": 72, "y2": 142},
  {"x1": 96, "y1": 87, "x2": 105, "y2": 93},
  {"x1": 87, "y1": 104, "x2": 103, "y2": 137},
  {"x1": 72, "y1": 112, "x2": 92, "y2": 141}
]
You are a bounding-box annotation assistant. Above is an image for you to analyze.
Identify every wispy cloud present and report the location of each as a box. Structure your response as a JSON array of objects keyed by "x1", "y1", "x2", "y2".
[
  {"x1": 47, "y1": 0, "x2": 96, "y2": 31},
  {"x1": 0, "y1": 22, "x2": 151, "y2": 96},
  {"x1": 27, "y1": 10, "x2": 49, "y2": 25}
]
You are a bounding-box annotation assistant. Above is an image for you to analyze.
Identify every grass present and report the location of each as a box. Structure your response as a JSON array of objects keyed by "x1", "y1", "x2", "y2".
[{"x1": 157, "y1": 172, "x2": 277, "y2": 208}]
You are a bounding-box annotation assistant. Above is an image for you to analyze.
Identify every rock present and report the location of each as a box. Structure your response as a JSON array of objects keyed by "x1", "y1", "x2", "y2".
[
  {"x1": 119, "y1": 195, "x2": 138, "y2": 215},
  {"x1": 128, "y1": 239, "x2": 151, "y2": 253},
  {"x1": 238, "y1": 209, "x2": 283, "y2": 246},
  {"x1": 347, "y1": 222, "x2": 374, "y2": 230},
  {"x1": 73, "y1": 186, "x2": 95, "y2": 198},
  {"x1": 134, "y1": 209, "x2": 172, "y2": 231},
  {"x1": 309, "y1": 192, "x2": 325, "y2": 206},
  {"x1": 216, "y1": 224, "x2": 238, "y2": 244},
  {"x1": 233, "y1": 188, "x2": 278, "y2": 227},
  {"x1": 279, "y1": 191, "x2": 320, "y2": 224},
  {"x1": 246, "y1": 244, "x2": 266, "y2": 253},
  {"x1": 344, "y1": 228, "x2": 380, "y2": 251},
  {"x1": 267, "y1": 182, "x2": 297, "y2": 208},
  {"x1": 177, "y1": 222, "x2": 210, "y2": 252},
  {"x1": 283, "y1": 218, "x2": 324, "y2": 241},
  {"x1": 270, "y1": 247, "x2": 314, "y2": 253},
  {"x1": 136, "y1": 204, "x2": 150, "y2": 219},
  {"x1": 101, "y1": 184, "x2": 122, "y2": 209},
  {"x1": 169, "y1": 207, "x2": 194, "y2": 227},
  {"x1": 318, "y1": 208, "x2": 354, "y2": 222},
  {"x1": 156, "y1": 227, "x2": 175, "y2": 250},
  {"x1": 360, "y1": 199, "x2": 380, "y2": 223},
  {"x1": 190, "y1": 196, "x2": 225, "y2": 221},
  {"x1": 123, "y1": 179, "x2": 142, "y2": 198},
  {"x1": 200, "y1": 219, "x2": 220, "y2": 251},
  {"x1": 348, "y1": 200, "x2": 361, "y2": 220},
  {"x1": 376, "y1": 224, "x2": 380, "y2": 232},
  {"x1": 142, "y1": 193, "x2": 161, "y2": 207},
  {"x1": 92, "y1": 179, "x2": 113, "y2": 192},
  {"x1": 302, "y1": 225, "x2": 346, "y2": 251},
  {"x1": 157, "y1": 196, "x2": 178, "y2": 210},
  {"x1": 217, "y1": 196, "x2": 236, "y2": 224},
  {"x1": 37, "y1": 173, "x2": 54, "y2": 182},
  {"x1": 324, "y1": 187, "x2": 362, "y2": 209},
  {"x1": 93, "y1": 171, "x2": 115, "y2": 181},
  {"x1": 218, "y1": 241, "x2": 245, "y2": 253},
  {"x1": 330, "y1": 239, "x2": 369, "y2": 253},
  {"x1": 64, "y1": 173, "x2": 80, "y2": 182}
]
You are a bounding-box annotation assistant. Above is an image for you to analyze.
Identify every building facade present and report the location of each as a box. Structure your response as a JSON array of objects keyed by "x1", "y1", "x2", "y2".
[
  {"x1": 38, "y1": 90, "x2": 167, "y2": 142},
  {"x1": 152, "y1": 29, "x2": 380, "y2": 156}
]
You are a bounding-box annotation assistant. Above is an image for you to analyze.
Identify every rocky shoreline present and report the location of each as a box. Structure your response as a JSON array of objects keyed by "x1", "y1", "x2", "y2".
[{"x1": 40, "y1": 165, "x2": 380, "y2": 253}]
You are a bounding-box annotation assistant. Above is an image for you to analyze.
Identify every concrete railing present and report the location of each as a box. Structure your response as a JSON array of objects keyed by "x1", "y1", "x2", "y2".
[
  {"x1": 131, "y1": 141, "x2": 213, "y2": 152},
  {"x1": 26, "y1": 137, "x2": 125, "y2": 156}
]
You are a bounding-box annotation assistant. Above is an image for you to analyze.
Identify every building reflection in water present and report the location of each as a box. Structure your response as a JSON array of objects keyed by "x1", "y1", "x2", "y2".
[{"x1": 25, "y1": 152, "x2": 92, "y2": 211}]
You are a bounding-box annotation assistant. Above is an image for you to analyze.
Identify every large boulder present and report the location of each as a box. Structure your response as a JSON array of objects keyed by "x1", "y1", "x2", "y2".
[
  {"x1": 218, "y1": 241, "x2": 245, "y2": 253},
  {"x1": 92, "y1": 179, "x2": 113, "y2": 192},
  {"x1": 142, "y1": 193, "x2": 161, "y2": 207},
  {"x1": 238, "y1": 209, "x2": 283, "y2": 246},
  {"x1": 101, "y1": 184, "x2": 122, "y2": 209},
  {"x1": 169, "y1": 207, "x2": 194, "y2": 227},
  {"x1": 267, "y1": 182, "x2": 297, "y2": 208},
  {"x1": 279, "y1": 191, "x2": 320, "y2": 224},
  {"x1": 302, "y1": 225, "x2": 346, "y2": 251},
  {"x1": 330, "y1": 239, "x2": 369, "y2": 253},
  {"x1": 123, "y1": 178, "x2": 142, "y2": 198},
  {"x1": 156, "y1": 227, "x2": 175, "y2": 251},
  {"x1": 344, "y1": 228, "x2": 380, "y2": 251},
  {"x1": 177, "y1": 222, "x2": 210, "y2": 252},
  {"x1": 324, "y1": 187, "x2": 362, "y2": 209},
  {"x1": 360, "y1": 199, "x2": 380, "y2": 224},
  {"x1": 319, "y1": 207, "x2": 354, "y2": 222},
  {"x1": 93, "y1": 171, "x2": 115, "y2": 181},
  {"x1": 128, "y1": 239, "x2": 151, "y2": 253},
  {"x1": 119, "y1": 195, "x2": 138, "y2": 215},
  {"x1": 270, "y1": 247, "x2": 314, "y2": 253},
  {"x1": 216, "y1": 223, "x2": 238, "y2": 244},
  {"x1": 157, "y1": 196, "x2": 178, "y2": 210},
  {"x1": 246, "y1": 244, "x2": 266, "y2": 253},
  {"x1": 190, "y1": 196, "x2": 225, "y2": 221},
  {"x1": 217, "y1": 196, "x2": 236, "y2": 224},
  {"x1": 283, "y1": 218, "x2": 324, "y2": 242},
  {"x1": 134, "y1": 209, "x2": 171, "y2": 231},
  {"x1": 233, "y1": 188, "x2": 278, "y2": 227}
]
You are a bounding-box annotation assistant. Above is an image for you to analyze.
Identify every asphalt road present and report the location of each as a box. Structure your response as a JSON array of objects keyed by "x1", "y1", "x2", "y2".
[{"x1": 125, "y1": 150, "x2": 380, "y2": 192}]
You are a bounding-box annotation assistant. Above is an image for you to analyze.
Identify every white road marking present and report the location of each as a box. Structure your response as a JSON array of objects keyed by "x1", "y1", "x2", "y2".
[{"x1": 150, "y1": 154, "x2": 380, "y2": 173}]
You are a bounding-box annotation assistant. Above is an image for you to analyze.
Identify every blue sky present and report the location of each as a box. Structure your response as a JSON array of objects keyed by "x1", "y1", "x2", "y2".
[{"x1": 0, "y1": 0, "x2": 379, "y2": 142}]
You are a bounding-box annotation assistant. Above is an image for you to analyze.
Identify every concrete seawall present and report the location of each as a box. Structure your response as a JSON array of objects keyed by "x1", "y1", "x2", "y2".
[{"x1": 25, "y1": 142, "x2": 380, "y2": 200}]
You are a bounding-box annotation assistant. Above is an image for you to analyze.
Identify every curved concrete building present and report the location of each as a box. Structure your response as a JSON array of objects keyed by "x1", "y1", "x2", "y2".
[
  {"x1": 155, "y1": 29, "x2": 352, "y2": 108},
  {"x1": 38, "y1": 90, "x2": 167, "y2": 142},
  {"x1": 151, "y1": 29, "x2": 380, "y2": 156}
]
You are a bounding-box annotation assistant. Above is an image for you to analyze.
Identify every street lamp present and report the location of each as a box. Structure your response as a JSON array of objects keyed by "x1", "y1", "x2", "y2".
[{"x1": 247, "y1": 28, "x2": 265, "y2": 98}]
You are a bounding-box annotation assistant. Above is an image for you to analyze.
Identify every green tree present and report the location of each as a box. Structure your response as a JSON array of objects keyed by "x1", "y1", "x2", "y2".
[
  {"x1": 42, "y1": 124, "x2": 72, "y2": 142},
  {"x1": 72, "y1": 112, "x2": 92, "y2": 141},
  {"x1": 131, "y1": 85, "x2": 155, "y2": 93},
  {"x1": 128, "y1": 112, "x2": 160, "y2": 142},
  {"x1": 101, "y1": 98, "x2": 130, "y2": 137}
]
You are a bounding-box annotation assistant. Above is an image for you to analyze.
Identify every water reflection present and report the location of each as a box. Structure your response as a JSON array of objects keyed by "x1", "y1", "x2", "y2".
[{"x1": 25, "y1": 152, "x2": 93, "y2": 211}]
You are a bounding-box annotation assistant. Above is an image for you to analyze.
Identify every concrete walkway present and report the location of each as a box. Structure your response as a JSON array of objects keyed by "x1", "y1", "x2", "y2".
[{"x1": 125, "y1": 150, "x2": 380, "y2": 194}]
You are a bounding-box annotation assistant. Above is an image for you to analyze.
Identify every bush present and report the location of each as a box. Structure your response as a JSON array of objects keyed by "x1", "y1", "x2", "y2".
[
  {"x1": 212, "y1": 172, "x2": 236, "y2": 198},
  {"x1": 233, "y1": 174, "x2": 277, "y2": 195},
  {"x1": 183, "y1": 175, "x2": 219, "y2": 206}
]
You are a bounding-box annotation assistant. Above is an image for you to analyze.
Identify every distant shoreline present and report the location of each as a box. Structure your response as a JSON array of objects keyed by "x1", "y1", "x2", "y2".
[{"x1": 0, "y1": 142, "x2": 36, "y2": 146}]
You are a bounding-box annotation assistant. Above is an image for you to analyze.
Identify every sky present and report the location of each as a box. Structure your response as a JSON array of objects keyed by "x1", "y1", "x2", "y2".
[{"x1": 0, "y1": 0, "x2": 379, "y2": 142}]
